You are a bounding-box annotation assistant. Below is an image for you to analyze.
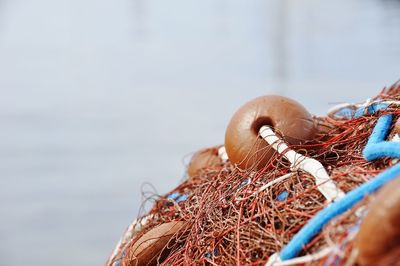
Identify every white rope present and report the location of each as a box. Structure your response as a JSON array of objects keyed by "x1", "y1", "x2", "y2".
[
  {"x1": 265, "y1": 247, "x2": 332, "y2": 266},
  {"x1": 256, "y1": 173, "x2": 293, "y2": 194},
  {"x1": 235, "y1": 173, "x2": 292, "y2": 201},
  {"x1": 259, "y1": 126, "x2": 345, "y2": 202},
  {"x1": 382, "y1": 100, "x2": 400, "y2": 105},
  {"x1": 218, "y1": 146, "x2": 229, "y2": 162}
]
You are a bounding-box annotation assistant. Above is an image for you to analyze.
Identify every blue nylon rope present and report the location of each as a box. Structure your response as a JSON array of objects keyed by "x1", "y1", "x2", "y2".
[
  {"x1": 363, "y1": 114, "x2": 400, "y2": 160},
  {"x1": 280, "y1": 112, "x2": 400, "y2": 260}
]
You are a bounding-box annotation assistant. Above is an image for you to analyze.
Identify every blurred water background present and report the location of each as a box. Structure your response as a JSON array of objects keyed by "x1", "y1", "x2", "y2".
[{"x1": 0, "y1": 0, "x2": 399, "y2": 265}]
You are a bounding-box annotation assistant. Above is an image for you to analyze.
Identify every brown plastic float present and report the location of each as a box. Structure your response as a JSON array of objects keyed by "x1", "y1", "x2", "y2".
[
  {"x1": 123, "y1": 221, "x2": 185, "y2": 266},
  {"x1": 224, "y1": 95, "x2": 316, "y2": 170},
  {"x1": 355, "y1": 177, "x2": 400, "y2": 266},
  {"x1": 187, "y1": 145, "x2": 223, "y2": 177}
]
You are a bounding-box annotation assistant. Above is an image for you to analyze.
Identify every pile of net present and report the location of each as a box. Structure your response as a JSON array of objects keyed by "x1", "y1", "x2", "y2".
[{"x1": 107, "y1": 83, "x2": 400, "y2": 266}]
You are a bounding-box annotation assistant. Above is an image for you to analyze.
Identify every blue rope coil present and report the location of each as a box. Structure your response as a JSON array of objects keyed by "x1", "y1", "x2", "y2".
[
  {"x1": 363, "y1": 114, "x2": 400, "y2": 160},
  {"x1": 167, "y1": 192, "x2": 188, "y2": 202},
  {"x1": 354, "y1": 103, "x2": 388, "y2": 118},
  {"x1": 280, "y1": 110, "x2": 400, "y2": 260}
]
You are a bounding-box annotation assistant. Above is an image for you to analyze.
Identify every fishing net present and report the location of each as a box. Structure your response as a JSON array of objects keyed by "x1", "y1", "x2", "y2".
[{"x1": 107, "y1": 83, "x2": 400, "y2": 265}]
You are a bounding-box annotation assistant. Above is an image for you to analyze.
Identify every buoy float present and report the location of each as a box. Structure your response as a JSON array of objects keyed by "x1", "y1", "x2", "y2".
[
  {"x1": 354, "y1": 177, "x2": 400, "y2": 266},
  {"x1": 187, "y1": 146, "x2": 223, "y2": 177},
  {"x1": 225, "y1": 95, "x2": 316, "y2": 170},
  {"x1": 123, "y1": 221, "x2": 185, "y2": 266}
]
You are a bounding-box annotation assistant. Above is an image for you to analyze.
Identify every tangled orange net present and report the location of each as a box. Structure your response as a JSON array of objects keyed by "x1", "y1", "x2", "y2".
[{"x1": 108, "y1": 83, "x2": 400, "y2": 266}]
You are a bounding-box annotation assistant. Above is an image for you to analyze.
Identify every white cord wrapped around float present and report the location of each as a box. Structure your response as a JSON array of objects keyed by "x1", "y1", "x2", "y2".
[{"x1": 259, "y1": 125, "x2": 345, "y2": 202}]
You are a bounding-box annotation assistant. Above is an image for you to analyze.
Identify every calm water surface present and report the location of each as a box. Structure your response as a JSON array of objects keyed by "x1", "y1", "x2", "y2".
[{"x1": 0, "y1": 0, "x2": 400, "y2": 265}]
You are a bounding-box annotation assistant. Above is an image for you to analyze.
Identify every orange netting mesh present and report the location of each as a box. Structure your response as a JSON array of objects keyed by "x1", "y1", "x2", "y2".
[{"x1": 109, "y1": 83, "x2": 400, "y2": 266}]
